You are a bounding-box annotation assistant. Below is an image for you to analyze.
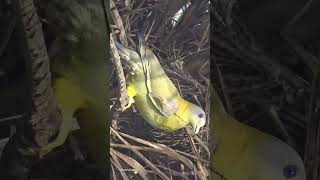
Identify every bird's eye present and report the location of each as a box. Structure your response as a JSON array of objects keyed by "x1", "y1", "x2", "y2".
[
  {"x1": 198, "y1": 113, "x2": 204, "y2": 118},
  {"x1": 283, "y1": 165, "x2": 297, "y2": 178}
]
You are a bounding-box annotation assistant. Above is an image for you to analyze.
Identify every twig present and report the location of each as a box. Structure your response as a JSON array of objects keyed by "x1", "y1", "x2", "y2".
[
  {"x1": 110, "y1": 0, "x2": 128, "y2": 45},
  {"x1": 111, "y1": 128, "x2": 171, "y2": 180},
  {"x1": 267, "y1": 105, "x2": 295, "y2": 145},
  {"x1": 111, "y1": 143, "x2": 209, "y2": 164},
  {"x1": 110, "y1": 35, "x2": 129, "y2": 111},
  {"x1": 0, "y1": 0, "x2": 61, "y2": 179},
  {"x1": 110, "y1": 149, "x2": 130, "y2": 180},
  {"x1": 111, "y1": 148, "x2": 150, "y2": 180},
  {"x1": 283, "y1": 0, "x2": 313, "y2": 32},
  {"x1": 186, "y1": 128, "x2": 208, "y2": 180},
  {"x1": 13, "y1": 0, "x2": 61, "y2": 147}
]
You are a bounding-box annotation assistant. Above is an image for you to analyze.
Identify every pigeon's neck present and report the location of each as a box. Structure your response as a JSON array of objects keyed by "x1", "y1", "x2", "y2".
[{"x1": 175, "y1": 98, "x2": 191, "y2": 122}]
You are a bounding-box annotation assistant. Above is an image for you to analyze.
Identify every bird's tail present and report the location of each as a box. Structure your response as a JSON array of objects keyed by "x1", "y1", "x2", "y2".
[{"x1": 114, "y1": 40, "x2": 142, "y2": 73}]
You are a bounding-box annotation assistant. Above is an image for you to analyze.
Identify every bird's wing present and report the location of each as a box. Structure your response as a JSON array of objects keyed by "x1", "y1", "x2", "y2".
[
  {"x1": 148, "y1": 92, "x2": 179, "y2": 117},
  {"x1": 137, "y1": 33, "x2": 180, "y2": 117}
]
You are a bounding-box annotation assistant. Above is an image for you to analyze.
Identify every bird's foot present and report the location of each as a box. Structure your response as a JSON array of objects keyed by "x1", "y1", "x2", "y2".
[{"x1": 122, "y1": 97, "x2": 135, "y2": 111}]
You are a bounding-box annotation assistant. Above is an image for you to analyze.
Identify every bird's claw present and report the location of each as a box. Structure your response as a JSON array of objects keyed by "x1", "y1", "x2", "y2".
[{"x1": 122, "y1": 97, "x2": 135, "y2": 111}]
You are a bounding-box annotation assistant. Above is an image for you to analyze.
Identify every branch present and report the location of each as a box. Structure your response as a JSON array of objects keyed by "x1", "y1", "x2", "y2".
[
  {"x1": 110, "y1": 35, "x2": 129, "y2": 111},
  {"x1": 0, "y1": 0, "x2": 61, "y2": 178}
]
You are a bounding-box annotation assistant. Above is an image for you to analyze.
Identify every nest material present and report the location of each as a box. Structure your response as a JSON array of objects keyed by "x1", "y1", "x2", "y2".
[
  {"x1": 212, "y1": 0, "x2": 320, "y2": 179},
  {"x1": 110, "y1": 0, "x2": 210, "y2": 179}
]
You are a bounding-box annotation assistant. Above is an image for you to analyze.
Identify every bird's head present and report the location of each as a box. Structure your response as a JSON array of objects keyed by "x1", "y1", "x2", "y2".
[
  {"x1": 184, "y1": 102, "x2": 206, "y2": 134},
  {"x1": 250, "y1": 133, "x2": 306, "y2": 180}
]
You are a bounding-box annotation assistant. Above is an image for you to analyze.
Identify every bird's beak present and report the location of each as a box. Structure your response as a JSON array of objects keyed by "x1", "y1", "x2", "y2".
[
  {"x1": 193, "y1": 119, "x2": 206, "y2": 134},
  {"x1": 193, "y1": 125, "x2": 200, "y2": 134}
]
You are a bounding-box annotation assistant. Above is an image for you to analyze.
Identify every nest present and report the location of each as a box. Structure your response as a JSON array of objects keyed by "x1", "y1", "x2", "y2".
[{"x1": 109, "y1": 0, "x2": 210, "y2": 179}]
